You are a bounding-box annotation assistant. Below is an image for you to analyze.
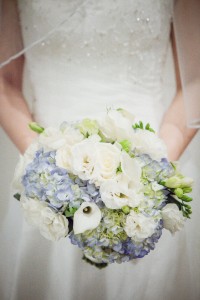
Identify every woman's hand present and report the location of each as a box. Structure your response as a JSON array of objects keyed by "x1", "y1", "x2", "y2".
[{"x1": 159, "y1": 90, "x2": 197, "y2": 161}]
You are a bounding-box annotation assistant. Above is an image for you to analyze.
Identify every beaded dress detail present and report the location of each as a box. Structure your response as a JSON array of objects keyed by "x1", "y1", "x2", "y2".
[{"x1": 18, "y1": 0, "x2": 173, "y2": 128}]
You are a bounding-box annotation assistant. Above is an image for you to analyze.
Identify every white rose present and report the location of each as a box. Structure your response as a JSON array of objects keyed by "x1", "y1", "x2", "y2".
[
  {"x1": 73, "y1": 202, "x2": 102, "y2": 234},
  {"x1": 99, "y1": 109, "x2": 134, "y2": 141},
  {"x1": 100, "y1": 175, "x2": 143, "y2": 209},
  {"x1": 93, "y1": 143, "x2": 121, "y2": 185},
  {"x1": 20, "y1": 195, "x2": 47, "y2": 227},
  {"x1": 38, "y1": 127, "x2": 66, "y2": 150},
  {"x1": 39, "y1": 125, "x2": 84, "y2": 151},
  {"x1": 71, "y1": 135, "x2": 101, "y2": 181},
  {"x1": 162, "y1": 203, "x2": 185, "y2": 234},
  {"x1": 39, "y1": 207, "x2": 69, "y2": 241},
  {"x1": 55, "y1": 145, "x2": 73, "y2": 172},
  {"x1": 61, "y1": 124, "x2": 84, "y2": 145},
  {"x1": 125, "y1": 210, "x2": 158, "y2": 242},
  {"x1": 131, "y1": 129, "x2": 167, "y2": 161}
]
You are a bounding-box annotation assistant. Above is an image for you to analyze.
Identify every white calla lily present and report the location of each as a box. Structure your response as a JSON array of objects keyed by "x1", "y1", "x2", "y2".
[{"x1": 73, "y1": 202, "x2": 102, "y2": 234}]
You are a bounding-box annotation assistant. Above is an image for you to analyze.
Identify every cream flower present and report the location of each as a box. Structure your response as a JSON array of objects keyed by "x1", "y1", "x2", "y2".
[
  {"x1": 55, "y1": 145, "x2": 73, "y2": 172},
  {"x1": 99, "y1": 109, "x2": 134, "y2": 142},
  {"x1": 93, "y1": 143, "x2": 121, "y2": 185},
  {"x1": 71, "y1": 135, "x2": 101, "y2": 181},
  {"x1": 38, "y1": 127, "x2": 67, "y2": 150},
  {"x1": 20, "y1": 195, "x2": 46, "y2": 227},
  {"x1": 120, "y1": 151, "x2": 142, "y2": 189},
  {"x1": 125, "y1": 210, "x2": 157, "y2": 242},
  {"x1": 73, "y1": 202, "x2": 102, "y2": 234},
  {"x1": 38, "y1": 125, "x2": 83, "y2": 151},
  {"x1": 39, "y1": 207, "x2": 69, "y2": 241},
  {"x1": 131, "y1": 129, "x2": 167, "y2": 161},
  {"x1": 100, "y1": 175, "x2": 142, "y2": 209},
  {"x1": 161, "y1": 204, "x2": 185, "y2": 234}
]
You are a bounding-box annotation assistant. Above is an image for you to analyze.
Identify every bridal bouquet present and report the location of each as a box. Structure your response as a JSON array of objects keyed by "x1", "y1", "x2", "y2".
[{"x1": 13, "y1": 108, "x2": 193, "y2": 267}]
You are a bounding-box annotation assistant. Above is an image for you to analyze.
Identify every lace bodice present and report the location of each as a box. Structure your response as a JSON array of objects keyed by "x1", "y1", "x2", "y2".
[{"x1": 18, "y1": 0, "x2": 173, "y2": 127}]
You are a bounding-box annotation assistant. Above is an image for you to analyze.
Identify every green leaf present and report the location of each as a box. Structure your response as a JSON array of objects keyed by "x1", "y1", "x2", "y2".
[
  {"x1": 119, "y1": 139, "x2": 131, "y2": 153},
  {"x1": 29, "y1": 122, "x2": 44, "y2": 133},
  {"x1": 116, "y1": 163, "x2": 122, "y2": 174},
  {"x1": 82, "y1": 255, "x2": 108, "y2": 269},
  {"x1": 64, "y1": 207, "x2": 78, "y2": 217},
  {"x1": 14, "y1": 193, "x2": 21, "y2": 201}
]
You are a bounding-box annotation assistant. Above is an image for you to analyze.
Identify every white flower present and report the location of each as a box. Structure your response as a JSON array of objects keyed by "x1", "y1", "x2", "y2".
[
  {"x1": 93, "y1": 143, "x2": 121, "y2": 185},
  {"x1": 73, "y1": 202, "x2": 102, "y2": 234},
  {"x1": 55, "y1": 145, "x2": 73, "y2": 172},
  {"x1": 39, "y1": 207, "x2": 69, "y2": 241},
  {"x1": 12, "y1": 141, "x2": 39, "y2": 193},
  {"x1": 38, "y1": 125, "x2": 83, "y2": 151},
  {"x1": 124, "y1": 210, "x2": 157, "y2": 242},
  {"x1": 99, "y1": 109, "x2": 134, "y2": 141},
  {"x1": 100, "y1": 175, "x2": 142, "y2": 209},
  {"x1": 161, "y1": 203, "x2": 185, "y2": 234},
  {"x1": 120, "y1": 152, "x2": 142, "y2": 188},
  {"x1": 61, "y1": 124, "x2": 84, "y2": 145},
  {"x1": 20, "y1": 195, "x2": 47, "y2": 227},
  {"x1": 71, "y1": 135, "x2": 101, "y2": 181},
  {"x1": 151, "y1": 182, "x2": 165, "y2": 191},
  {"x1": 131, "y1": 129, "x2": 167, "y2": 161},
  {"x1": 38, "y1": 127, "x2": 67, "y2": 150}
]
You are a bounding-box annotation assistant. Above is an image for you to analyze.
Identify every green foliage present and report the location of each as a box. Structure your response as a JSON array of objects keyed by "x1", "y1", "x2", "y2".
[
  {"x1": 64, "y1": 206, "x2": 78, "y2": 217},
  {"x1": 14, "y1": 193, "x2": 21, "y2": 201},
  {"x1": 132, "y1": 121, "x2": 155, "y2": 133},
  {"x1": 82, "y1": 255, "x2": 108, "y2": 269},
  {"x1": 119, "y1": 139, "x2": 131, "y2": 153},
  {"x1": 29, "y1": 122, "x2": 44, "y2": 133}
]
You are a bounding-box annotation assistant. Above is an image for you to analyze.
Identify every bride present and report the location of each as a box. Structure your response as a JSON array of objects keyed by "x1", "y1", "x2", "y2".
[{"x1": 0, "y1": 0, "x2": 199, "y2": 299}]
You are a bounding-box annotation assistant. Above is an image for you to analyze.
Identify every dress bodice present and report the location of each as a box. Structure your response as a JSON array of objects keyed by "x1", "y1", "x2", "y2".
[{"x1": 18, "y1": 0, "x2": 173, "y2": 128}]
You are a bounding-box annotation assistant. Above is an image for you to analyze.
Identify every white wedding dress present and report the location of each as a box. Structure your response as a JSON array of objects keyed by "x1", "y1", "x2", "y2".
[{"x1": 0, "y1": 0, "x2": 200, "y2": 299}]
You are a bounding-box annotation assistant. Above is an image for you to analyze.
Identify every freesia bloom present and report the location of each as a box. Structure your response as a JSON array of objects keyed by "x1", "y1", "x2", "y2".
[
  {"x1": 161, "y1": 203, "x2": 185, "y2": 234},
  {"x1": 164, "y1": 176, "x2": 193, "y2": 189},
  {"x1": 73, "y1": 202, "x2": 102, "y2": 234}
]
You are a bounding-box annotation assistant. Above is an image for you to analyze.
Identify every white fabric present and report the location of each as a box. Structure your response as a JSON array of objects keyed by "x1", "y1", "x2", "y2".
[{"x1": 0, "y1": 0, "x2": 200, "y2": 299}]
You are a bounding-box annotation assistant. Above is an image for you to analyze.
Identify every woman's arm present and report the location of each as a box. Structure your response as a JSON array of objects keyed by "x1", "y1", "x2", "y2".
[
  {"x1": 159, "y1": 25, "x2": 198, "y2": 161},
  {"x1": 0, "y1": 0, "x2": 37, "y2": 154}
]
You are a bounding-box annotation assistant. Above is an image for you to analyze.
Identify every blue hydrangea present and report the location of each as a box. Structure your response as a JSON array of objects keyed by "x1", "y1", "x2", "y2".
[
  {"x1": 69, "y1": 208, "x2": 163, "y2": 264},
  {"x1": 22, "y1": 149, "x2": 77, "y2": 209}
]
